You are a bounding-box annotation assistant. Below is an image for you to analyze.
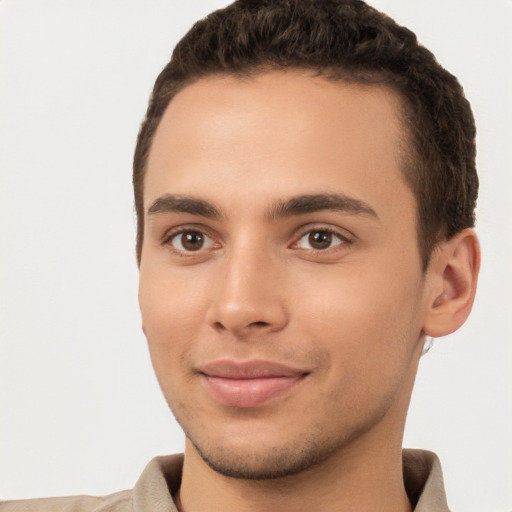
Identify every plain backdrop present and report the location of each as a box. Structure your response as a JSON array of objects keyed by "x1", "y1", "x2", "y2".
[{"x1": 1, "y1": 1, "x2": 511, "y2": 510}]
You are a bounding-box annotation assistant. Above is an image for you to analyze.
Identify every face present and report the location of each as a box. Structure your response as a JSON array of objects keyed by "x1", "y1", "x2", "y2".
[{"x1": 139, "y1": 71, "x2": 430, "y2": 479}]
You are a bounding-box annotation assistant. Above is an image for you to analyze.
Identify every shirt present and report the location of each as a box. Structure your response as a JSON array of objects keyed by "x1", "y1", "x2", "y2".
[{"x1": 0, "y1": 449, "x2": 450, "y2": 511}]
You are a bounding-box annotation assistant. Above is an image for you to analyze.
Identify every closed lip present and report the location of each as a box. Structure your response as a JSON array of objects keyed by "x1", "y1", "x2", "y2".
[
  {"x1": 198, "y1": 359, "x2": 310, "y2": 379},
  {"x1": 198, "y1": 359, "x2": 310, "y2": 407}
]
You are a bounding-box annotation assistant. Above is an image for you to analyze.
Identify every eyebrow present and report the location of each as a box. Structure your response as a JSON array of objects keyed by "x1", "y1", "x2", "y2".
[
  {"x1": 148, "y1": 194, "x2": 222, "y2": 218},
  {"x1": 267, "y1": 193, "x2": 379, "y2": 220},
  {"x1": 147, "y1": 192, "x2": 378, "y2": 221}
]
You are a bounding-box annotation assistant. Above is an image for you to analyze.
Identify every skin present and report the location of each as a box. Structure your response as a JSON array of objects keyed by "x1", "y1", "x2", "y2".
[{"x1": 138, "y1": 71, "x2": 480, "y2": 512}]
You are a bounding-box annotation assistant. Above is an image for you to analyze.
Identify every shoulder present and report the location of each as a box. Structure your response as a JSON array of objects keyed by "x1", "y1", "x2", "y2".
[
  {"x1": 0, "y1": 490, "x2": 132, "y2": 512},
  {"x1": 0, "y1": 454, "x2": 183, "y2": 512}
]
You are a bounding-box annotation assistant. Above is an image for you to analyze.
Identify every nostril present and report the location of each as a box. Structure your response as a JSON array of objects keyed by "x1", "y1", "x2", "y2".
[
  {"x1": 211, "y1": 320, "x2": 269, "y2": 333},
  {"x1": 213, "y1": 321, "x2": 226, "y2": 331},
  {"x1": 250, "y1": 321, "x2": 270, "y2": 328}
]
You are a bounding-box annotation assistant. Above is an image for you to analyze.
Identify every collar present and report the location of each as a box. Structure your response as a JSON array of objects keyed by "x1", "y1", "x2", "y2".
[{"x1": 132, "y1": 449, "x2": 449, "y2": 511}]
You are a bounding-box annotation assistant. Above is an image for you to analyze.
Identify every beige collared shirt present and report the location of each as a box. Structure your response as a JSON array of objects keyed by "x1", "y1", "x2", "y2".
[{"x1": 0, "y1": 449, "x2": 450, "y2": 511}]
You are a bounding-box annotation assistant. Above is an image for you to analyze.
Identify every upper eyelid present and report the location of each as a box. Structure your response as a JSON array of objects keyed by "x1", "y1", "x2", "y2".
[
  {"x1": 292, "y1": 232, "x2": 349, "y2": 251},
  {"x1": 162, "y1": 227, "x2": 220, "y2": 258},
  {"x1": 159, "y1": 223, "x2": 355, "y2": 248},
  {"x1": 161, "y1": 223, "x2": 218, "y2": 244},
  {"x1": 292, "y1": 224, "x2": 354, "y2": 242},
  {"x1": 297, "y1": 229, "x2": 346, "y2": 242}
]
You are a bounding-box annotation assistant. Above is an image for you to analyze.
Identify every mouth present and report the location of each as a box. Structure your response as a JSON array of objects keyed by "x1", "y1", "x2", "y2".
[{"x1": 199, "y1": 360, "x2": 310, "y2": 408}]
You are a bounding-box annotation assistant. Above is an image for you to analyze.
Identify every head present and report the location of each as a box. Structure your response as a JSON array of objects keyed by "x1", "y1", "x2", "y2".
[
  {"x1": 135, "y1": 0, "x2": 480, "y2": 482},
  {"x1": 134, "y1": 0, "x2": 478, "y2": 269}
]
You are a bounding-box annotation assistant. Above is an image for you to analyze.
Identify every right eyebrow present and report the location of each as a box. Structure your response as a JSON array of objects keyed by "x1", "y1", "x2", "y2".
[{"x1": 147, "y1": 194, "x2": 222, "y2": 218}]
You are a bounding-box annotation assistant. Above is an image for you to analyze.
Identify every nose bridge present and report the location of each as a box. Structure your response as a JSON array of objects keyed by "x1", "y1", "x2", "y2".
[{"x1": 208, "y1": 233, "x2": 287, "y2": 334}]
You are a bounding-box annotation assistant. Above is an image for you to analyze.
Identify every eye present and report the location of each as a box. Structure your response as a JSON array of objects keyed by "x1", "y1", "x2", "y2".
[
  {"x1": 167, "y1": 230, "x2": 215, "y2": 253},
  {"x1": 295, "y1": 229, "x2": 347, "y2": 251}
]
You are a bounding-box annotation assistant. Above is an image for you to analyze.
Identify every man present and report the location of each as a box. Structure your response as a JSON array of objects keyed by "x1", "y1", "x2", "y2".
[{"x1": 0, "y1": 0, "x2": 481, "y2": 510}]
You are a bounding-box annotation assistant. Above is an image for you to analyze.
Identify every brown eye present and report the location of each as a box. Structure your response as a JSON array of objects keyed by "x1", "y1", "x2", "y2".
[
  {"x1": 308, "y1": 231, "x2": 333, "y2": 250},
  {"x1": 295, "y1": 229, "x2": 346, "y2": 251},
  {"x1": 170, "y1": 230, "x2": 211, "y2": 252}
]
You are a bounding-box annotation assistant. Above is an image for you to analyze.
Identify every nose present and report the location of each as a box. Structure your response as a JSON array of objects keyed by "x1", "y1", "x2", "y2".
[{"x1": 206, "y1": 241, "x2": 289, "y2": 337}]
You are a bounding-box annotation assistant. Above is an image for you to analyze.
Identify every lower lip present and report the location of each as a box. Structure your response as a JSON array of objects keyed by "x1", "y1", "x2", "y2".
[{"x1": 202, "y1": 374, "x2": 305, "y2": 407}]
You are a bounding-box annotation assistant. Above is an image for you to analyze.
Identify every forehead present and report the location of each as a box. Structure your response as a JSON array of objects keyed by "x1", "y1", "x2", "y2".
[{"x1": 144, "y1": 70, "x2": 412, "y2": 220}]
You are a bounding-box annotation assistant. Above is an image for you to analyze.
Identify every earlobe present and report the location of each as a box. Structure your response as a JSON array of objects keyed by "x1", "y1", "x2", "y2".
[{"x1": 423, "y1": 228, "x2": 480, "y2": 338}]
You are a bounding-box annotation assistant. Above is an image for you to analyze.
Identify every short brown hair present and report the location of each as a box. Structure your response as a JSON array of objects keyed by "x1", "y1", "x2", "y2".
[{"x1": 133, "y1": 0, "x2": 478, "y2": 268}]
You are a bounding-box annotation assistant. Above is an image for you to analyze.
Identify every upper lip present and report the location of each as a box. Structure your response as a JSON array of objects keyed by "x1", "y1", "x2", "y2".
[{"x1": 199, "y1": 359, "x2": 309, "y2": 379}]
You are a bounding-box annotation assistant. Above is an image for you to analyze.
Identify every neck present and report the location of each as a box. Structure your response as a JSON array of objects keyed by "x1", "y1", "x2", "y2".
[{"x1": 176, "y1": 435, "x2": 412, "y2": 512}]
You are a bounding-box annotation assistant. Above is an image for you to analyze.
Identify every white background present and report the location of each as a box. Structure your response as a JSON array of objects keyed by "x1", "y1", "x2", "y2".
[{"x1": 1, "y1": 1, "x2": 511, "y2": 510}]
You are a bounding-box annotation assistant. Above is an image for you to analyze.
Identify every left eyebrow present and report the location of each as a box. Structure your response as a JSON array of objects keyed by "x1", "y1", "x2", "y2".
[{"x1": 267, "y1": 193, "x2": 379, "y2": 220}]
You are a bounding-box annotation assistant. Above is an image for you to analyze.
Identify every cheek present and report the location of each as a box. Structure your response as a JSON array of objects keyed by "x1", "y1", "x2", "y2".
[
  {"x1": 295, "y1": 269, "x2": 424, "y2": 426},
  {"x1": 138, "y1": 268, "x2": 207, "y2": 376},
  {"x1": 294, "y1": 260, "x2": 424, "y2": 371},
  {"x1": 140, "y1": 263, "x2": 207, "y2": 329}
]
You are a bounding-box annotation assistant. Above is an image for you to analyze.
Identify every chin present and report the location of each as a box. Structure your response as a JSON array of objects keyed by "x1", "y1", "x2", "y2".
[{"x1": 186, "y1": 426, "x2": 357, "y2": 481}]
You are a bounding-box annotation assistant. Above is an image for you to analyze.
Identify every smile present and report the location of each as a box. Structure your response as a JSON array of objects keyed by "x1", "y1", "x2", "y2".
[{"x1": 199, "y1": 360, "x2": 309, "y2": 408}]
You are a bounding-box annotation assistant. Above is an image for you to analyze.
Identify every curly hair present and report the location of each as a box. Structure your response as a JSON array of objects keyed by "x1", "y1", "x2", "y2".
[{"x1": 133, "y1": 0, "x2": 477, "y2": 269}]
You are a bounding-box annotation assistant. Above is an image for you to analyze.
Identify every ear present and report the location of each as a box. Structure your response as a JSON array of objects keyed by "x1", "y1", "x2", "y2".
[{"x1": 422, "y1": 228, "x2": 480, "y2": 338}]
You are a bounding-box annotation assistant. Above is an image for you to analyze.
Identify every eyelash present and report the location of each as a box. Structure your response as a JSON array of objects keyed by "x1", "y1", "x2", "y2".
[
  {"x1": 161, "y1": 225, "x2": 353, "y2": 256},
  {"x1": 162, "y1": 225, "x2": 218, "y2": 256},
  {"x1": 292, "y1": 226, "x2": 352, "y2": 253}
]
